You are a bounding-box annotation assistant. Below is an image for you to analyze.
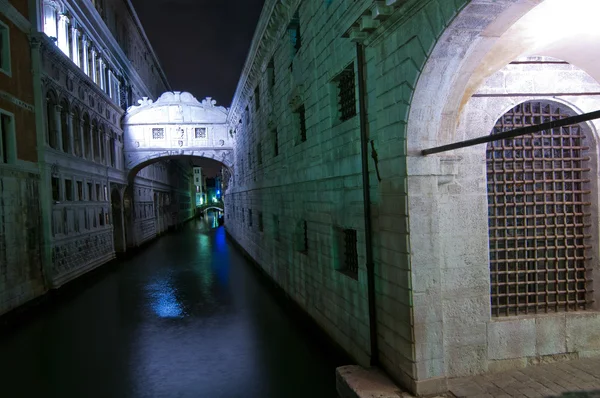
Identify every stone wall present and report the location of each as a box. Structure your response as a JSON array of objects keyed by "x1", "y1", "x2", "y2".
[
  {"x1": 225, "y1": 0, "x2": 469, "y2": 394},
  {"x1": 0, "y1": 168, "x2": 45, "y2": 315}
]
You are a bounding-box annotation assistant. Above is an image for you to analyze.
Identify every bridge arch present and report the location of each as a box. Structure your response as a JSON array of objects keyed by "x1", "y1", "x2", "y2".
[{"x1": 123, "y1": 91, "x2": 235, "y2": 178}]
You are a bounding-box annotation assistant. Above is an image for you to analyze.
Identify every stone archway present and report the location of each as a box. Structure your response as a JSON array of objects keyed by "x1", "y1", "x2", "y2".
[
  {"x1": 111, "y1": 188, "x2": 125, "y2": 253},
  {"x1": 402, "y1": 0, "x2": 600, "y2": 383}
]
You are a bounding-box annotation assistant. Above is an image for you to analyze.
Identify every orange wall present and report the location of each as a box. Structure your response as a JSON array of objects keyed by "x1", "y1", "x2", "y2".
[{"x1": 0, "y1": 11, "x2": 38, "y2": 163}]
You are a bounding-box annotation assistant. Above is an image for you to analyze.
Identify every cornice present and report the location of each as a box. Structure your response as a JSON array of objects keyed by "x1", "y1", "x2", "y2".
[
  {"x1": 64, "y1": 0, "x2": 170, "y2": 97},
  {"x1": 122, "y1": 0, "x2": 170, "y2": 92},
  {"x1": 0, "y1": 0, "x2": 31, "y2": 32},
  {"x1": 228, "y1": 0, "x2": 302, "y2": 126}
]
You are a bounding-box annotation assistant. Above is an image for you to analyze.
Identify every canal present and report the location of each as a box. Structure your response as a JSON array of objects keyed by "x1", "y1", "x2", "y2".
[{"x1": 0, "y1": 214, "x2": 349, "y2": 397}]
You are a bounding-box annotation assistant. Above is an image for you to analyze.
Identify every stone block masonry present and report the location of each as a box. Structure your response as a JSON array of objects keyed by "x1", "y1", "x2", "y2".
[{"x1": 0, "y1": 168, "x2": 46, "y2": 315}]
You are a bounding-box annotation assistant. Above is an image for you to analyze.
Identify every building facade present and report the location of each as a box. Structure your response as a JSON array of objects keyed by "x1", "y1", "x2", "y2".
[
  {"x1": 0, "y1": 0, "x2": 45, "y2": 316},
  {"x1": 0, "y1": 0, "x2": 196, "y2": 316},
  {"x1": 224, "y1": 0, "x2": 600, "y2": 394}
]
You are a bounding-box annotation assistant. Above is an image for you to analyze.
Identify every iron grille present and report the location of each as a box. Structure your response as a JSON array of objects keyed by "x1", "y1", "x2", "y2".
[
  {"x1": 487, "y1": 101, "x2": 593, "y2": 317},
  {"x1": 343, "y1": 229, "x2": 358, "y2": 278},
  {"x1": 337, "y1": 65, "x2": 357, "y2": 122}
]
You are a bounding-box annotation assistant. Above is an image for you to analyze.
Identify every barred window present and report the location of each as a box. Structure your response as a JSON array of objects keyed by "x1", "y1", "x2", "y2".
[
  {"x1": 273, "y1": 128, "x2": 279, "y2": 157},
  {"x1": 257, "y1": 143, "x2": 262, "y2": 165},
  {"x1": 195, "y1": 127, "x2": 206, "y2": 138},
  {"x1": 254, "y1": 85, "x2": 260, "y2": 110},
  {"x1": 152, "y1": 128, "x2": 164, "y2": 139},
  {"x1": 336, "y1": 64, "x2": 356, "y2": 122},
  {"x1": 296, "y1": 105, "x2": 306, "y2": 143},
  {"x1": 289, "y1": 10, "x2": 301, "y2": 54},
  {"x1": 273, "y1": 214, "x2": 280, "y2": 241},
  {"x1": 258, "y1": 212, "x2": 264, "y2": 232},
  {"x1": 248, "y1": 209, "x2": 253, "y2": 227},
  {"x1": 341, "y1": 229, "x2": 358, "y2": 278},
  {"x1": 487, "y1": 101, "x2": 593, "y2": 317}
]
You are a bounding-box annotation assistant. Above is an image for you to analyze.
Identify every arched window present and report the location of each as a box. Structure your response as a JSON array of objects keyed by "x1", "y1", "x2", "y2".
[
  {"x1": 99, "y1": 124, "x2": 105, "y2": 163},
  {"x1": 72, "y1": 107, "x2": 81, "y2": 157},
  {"x1": 60, "y1": 99, "x2": 70, "y2": 153},
  {"x1": 46, "y1": 92, "x2": 59, "y2": 149},
  {"x1": 109, "y1": 132, "x2": 115, "y2": 168},
  {"x1": 83, "y1": 113, "x2": 91, "y2": 158},
  {"x1": 487, "y1": 100, "x2": 593, "y2": 317},
  {"x1": 91, "y1": 119, "x2": 99, "y2": 161}
]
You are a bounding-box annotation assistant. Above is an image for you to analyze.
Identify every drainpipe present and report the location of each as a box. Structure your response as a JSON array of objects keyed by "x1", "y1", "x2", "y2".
[{"x1": 356, "y1": 42, "x2": 379, "y2": 367}]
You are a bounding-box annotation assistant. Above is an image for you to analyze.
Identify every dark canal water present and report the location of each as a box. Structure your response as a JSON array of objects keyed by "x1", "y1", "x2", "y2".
[{"x1": 0, "y1": 214, "x2": 348, "y2": 398}]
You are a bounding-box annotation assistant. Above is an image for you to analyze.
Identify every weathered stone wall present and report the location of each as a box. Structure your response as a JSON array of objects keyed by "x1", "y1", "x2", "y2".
[
  {"x1": 225, "y1": 0, "x2": 470, "y2": 394},
  {"x1": 0, "y1": 168, "x2": 45, "y2": 315}
]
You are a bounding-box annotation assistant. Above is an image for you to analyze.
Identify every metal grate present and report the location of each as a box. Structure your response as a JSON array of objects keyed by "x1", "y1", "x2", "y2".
[
  {"x1": 337, "y1": 65, "x2": 357, "y2": 122},
  {"x1": 487, "y1": 101, "x2": 594, "y2": 317},
  {"x1": 343, "y1": 229, "x2": 358, "y2": 277}
]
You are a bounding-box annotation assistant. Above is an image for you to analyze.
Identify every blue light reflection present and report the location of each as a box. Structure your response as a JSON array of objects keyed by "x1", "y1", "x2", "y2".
[{"x1": 146, "y1": 279, "x2": 185, "y2": 318}]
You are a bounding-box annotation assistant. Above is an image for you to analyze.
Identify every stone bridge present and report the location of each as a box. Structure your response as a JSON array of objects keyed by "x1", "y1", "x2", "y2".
[{"x1": 123, "y1": 91, "x2": 234, "y2": 178}]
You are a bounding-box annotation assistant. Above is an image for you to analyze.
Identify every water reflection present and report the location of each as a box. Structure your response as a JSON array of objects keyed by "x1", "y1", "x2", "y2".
[
  {"x1": 0, "y1": 217, "x2": 347, "y2": 398},
  {"x1": 146, "y1": 276, "x2": 185, "y2": 319}
]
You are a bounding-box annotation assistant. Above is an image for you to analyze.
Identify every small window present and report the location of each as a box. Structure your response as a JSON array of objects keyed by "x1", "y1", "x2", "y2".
[
  {"x1": 289, "y1": 10, "x2": 301, "y2": 55},
  {"x1": 267, "y1": 57, "x2": 275, "y2": 92},
  {"x1": 341, "y1": 229, "x2": 358, "y2": 279},
  {"x1": 0, "y1": 21, "x2": 11, "y2": 76},
  {"x1": 297, "y1": 220, "x2": 308, "y2": 253},
  {"x1": 241, "y1": 208, "x2": 245, "y2": 224},
  {"x1": 0, "y1": 112, "x2": 14, "y2": 163},
  {"x1": 87, "y1": 182, "x2": 93, "y2": 200},
  {"x1": 335, "y1": 64, "x2": 357, "y2": 122},
  {"x1": 296, "y1": 105, "x2": 306, "y2": 143},
  {"x1": 65, "y1": 179, "x2": 73, "y2": 201},
  {"x1": 248, "y1": 209, "x2": 253, "y2": 227},
  {"x1": 52, "y1": 177, "x2": 60, "y2": 201},
  {"x1": 77, "y1": 181, "x2": 83, "y2": 201},
  {"x1": 103, "y1": 185, "x2": 108, "y2": 201},
  {"x1": 258, "y1": 212, "x2": 264, "y2": 232},
  {"x1": 273, "y1": 214, "x2": 280, "y2": 241},
  {"x1": 257, "y1": 143, "x2": 262, "y2": 165},
  {"x1": 152, "y1": 128, "x2": 164, "y2": 139},
  {"x1": 254, "y1": 85, "x2": 260, "y2": 111},
  {"x1": 99, "y1": 209, "x2": 104, "y2": 226},
  {"x1": 273, "y1": 128, "x2": 279, "y2": 157},
  {"x1": 195, "y1": 127, "x2": 206, "y2": 138},
  {"x1": 96, "y1": 183, "x2": 101, "y2": 201}
]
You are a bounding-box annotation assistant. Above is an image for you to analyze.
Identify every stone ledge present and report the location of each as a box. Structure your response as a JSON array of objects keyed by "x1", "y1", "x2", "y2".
[{"x1": 336, "y1": 365, "x2": 411, "y2": 398}]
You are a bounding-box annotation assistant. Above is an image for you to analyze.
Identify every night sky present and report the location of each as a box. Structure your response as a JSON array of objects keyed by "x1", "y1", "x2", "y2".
[{"x1": 130, "y1": 0, "x2": 266, "y2": 107}]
